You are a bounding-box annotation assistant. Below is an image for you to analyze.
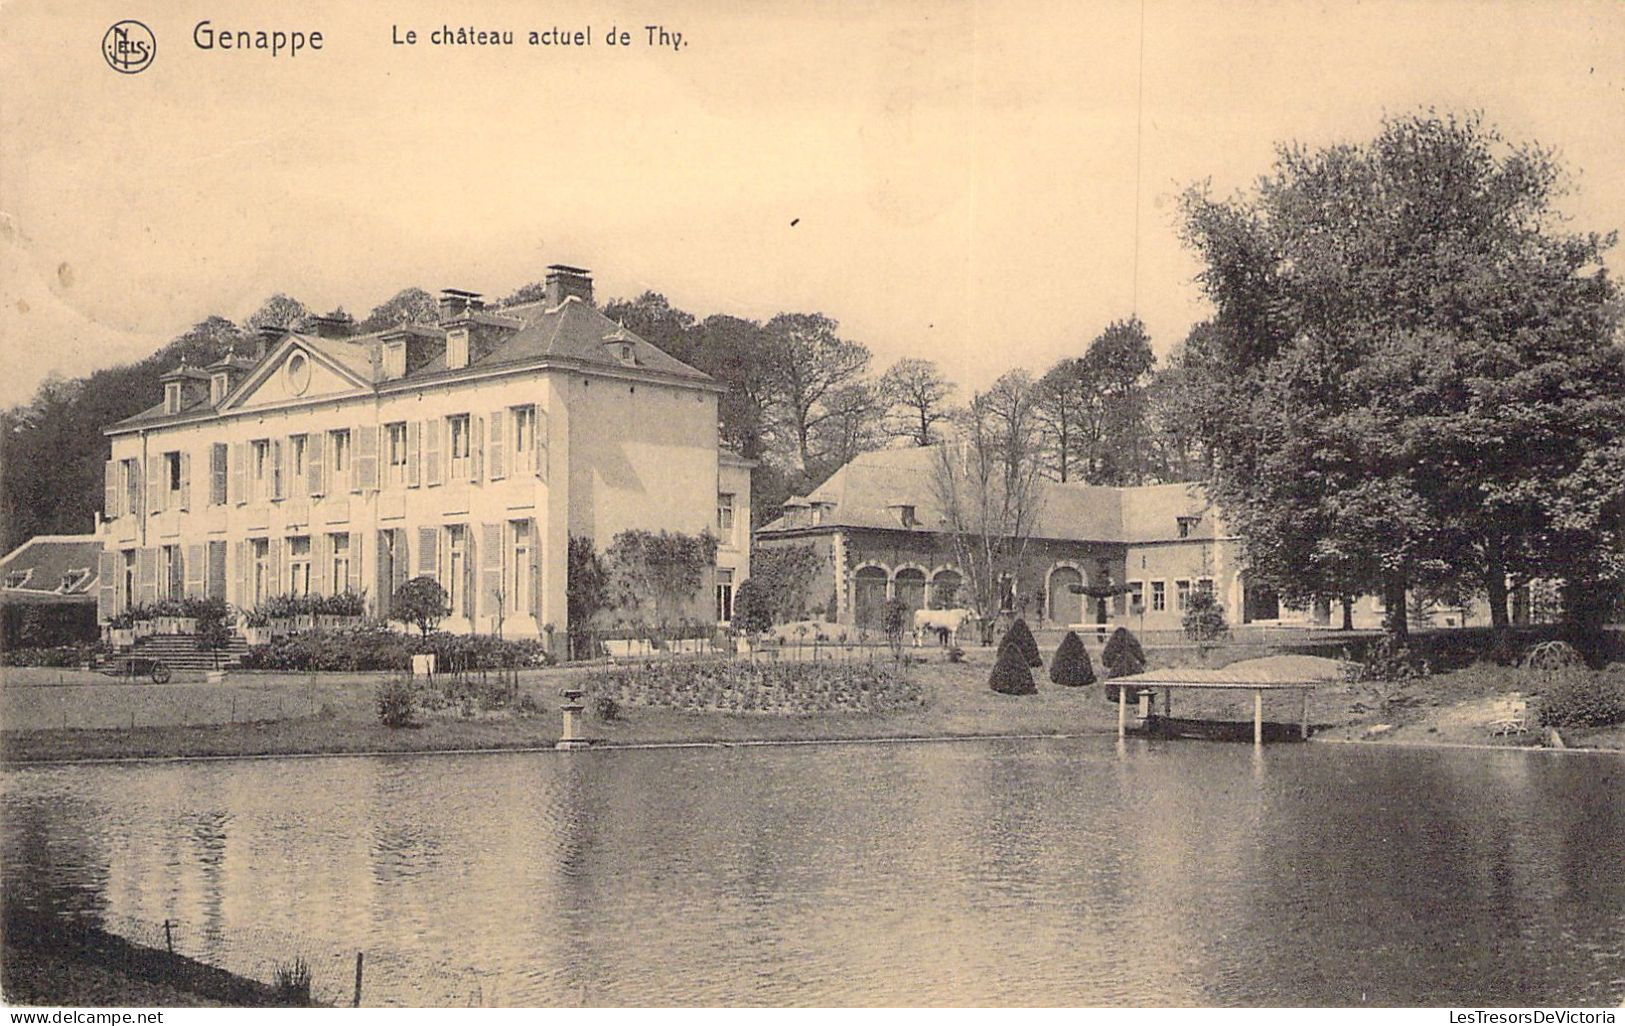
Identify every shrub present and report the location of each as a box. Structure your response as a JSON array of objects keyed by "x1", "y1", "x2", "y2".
[
  {"x1": 732, "y1": 578, "x2": 773, "y2": 636},
  {"x1": 272, "y1": 957, "x2": 313, "y2": 1007},
  {"x1": 1349, "y1": 634, "x2": 1430, "y2": 683},
  {"x1": 1049, "y1": 631, "x2": 1096, "y2": 686},
  {"x1": 391, "y1": 577, "x2": 450, "y2": 636},
  {"x1": 989, "y1": 638, "x2": 1037, "y2": 695},
  {"x1": 376, "y1": 676, "x2": 416, "y2": 728},
  {"x1": 578, "y1": 660, "x2": 924, "y2": 715},
  {"x1": 1003, "y1": 618, "x2": 1042, "y2": 668},
  {"x1": 880, "y1": 597, "x2": 911, "y2": 660},
  {"x1": 1536, "y1": 668, "x2": 1625, "y2": 729},
  {"x1": 0, "y1": 644, "x2": 95, "y2": 667},
  {"x1": 593, "y1": 695, "x2": 622, "y2": 722},
  {"x1": 1101, "y1": 627, "x2": 1146, "y2": 679},
  {"x1": 1182, "y1": 590, "x2": 1229, "y2": 642}
]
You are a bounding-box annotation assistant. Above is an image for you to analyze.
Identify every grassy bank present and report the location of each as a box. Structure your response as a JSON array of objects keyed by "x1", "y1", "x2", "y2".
[
  {"x1": 1, "y1": 909, "x2": 295, "y2": 1007},
  {"x1": 3, "y1": 645, "x2": 1621, "y2": 764}
]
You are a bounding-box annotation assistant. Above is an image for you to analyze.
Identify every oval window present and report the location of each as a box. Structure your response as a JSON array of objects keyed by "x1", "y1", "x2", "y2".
[{"x1": 286, "y1": 351, "x2": 311, "y2": 395}]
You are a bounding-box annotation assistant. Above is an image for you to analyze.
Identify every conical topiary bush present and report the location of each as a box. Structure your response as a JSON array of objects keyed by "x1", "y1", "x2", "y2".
[
  {"x1": 1049, "y1": 630, "x2": 1096, "y2": 687},
  {"x1": 1101, "y1": 626, "x2": 1146, "y2": 678},
  {"x1": 1003, "y1": 618, "x2": 1042, "y2": 668},
  {"x1": 989, "y1": 637, "x2": 1038, "y2": 695}
]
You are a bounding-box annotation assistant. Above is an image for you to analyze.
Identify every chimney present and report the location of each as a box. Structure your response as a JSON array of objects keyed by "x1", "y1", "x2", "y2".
[
  {"x1": 438, "y1": 288, "x2": 484, "y2": 323},
  {"x1": 311, "y1": 312, "x2": 356, "y2": 338},
  {"x1": 255, "y1": 324, "x2": 287, "y2": 360},
  {"x1": 544, "y1": 265, "x2": 593, "y2": 307}
]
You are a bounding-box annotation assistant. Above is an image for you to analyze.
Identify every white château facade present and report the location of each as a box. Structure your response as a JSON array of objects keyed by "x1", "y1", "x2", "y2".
[{"x1": 96, "y1": 266, "x2": 752, "y2": 655}]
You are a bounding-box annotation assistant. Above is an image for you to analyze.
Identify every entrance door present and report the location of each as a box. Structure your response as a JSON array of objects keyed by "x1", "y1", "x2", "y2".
[{"x1": 1048, "y1": 567, "x2": 1083, "y2": 625}]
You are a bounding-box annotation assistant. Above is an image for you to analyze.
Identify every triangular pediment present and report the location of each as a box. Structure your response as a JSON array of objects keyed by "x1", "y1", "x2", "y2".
[{"x1": 225, "y1": 336, "x2": 371, "y2": 410}]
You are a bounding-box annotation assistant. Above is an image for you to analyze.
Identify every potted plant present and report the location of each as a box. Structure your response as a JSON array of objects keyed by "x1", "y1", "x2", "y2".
[
  {"x1": 316, "y1": 591, "x2": 367, "y2": 629},
  {"x1": 263, "y1": 594, "x2": 296, "y2": 636},
  {"x1": 292, "y1": 594, "x2": 315, "y2": 632},
  {"x1": 242, "y1": 606, "x2": 272, "y2": 646},
  {"x1": 129, "y1": 603, "x2": 157, "y2": 639},
  {"x1": 107, "y1": 610, "x2": 137, "y2": 649}
]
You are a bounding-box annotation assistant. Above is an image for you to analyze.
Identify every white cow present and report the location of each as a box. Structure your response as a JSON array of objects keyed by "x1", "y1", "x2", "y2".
[{"x1": 913, "y1": 608, "x2": 975, "y2": 646}]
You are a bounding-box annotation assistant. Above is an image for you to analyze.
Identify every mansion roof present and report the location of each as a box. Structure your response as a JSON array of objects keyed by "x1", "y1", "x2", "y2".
[
  {"x1": 758, "y1": 446, "x2": 1229, "y2": 547},
  {"x1": 0, "y1": 535, "x2": 101, "y2": 606},
  {"x1": 109, "y1": 295, "x2": 714, "y2": 434}
]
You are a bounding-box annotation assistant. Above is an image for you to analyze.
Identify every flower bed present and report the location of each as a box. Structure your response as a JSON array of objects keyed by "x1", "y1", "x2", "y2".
[
  {"x1": 238, "y1": 627, "x2": 551, "y2": 672},
  {"x1": 578, "y1": 660, "x2": 926, "y2": 716}
]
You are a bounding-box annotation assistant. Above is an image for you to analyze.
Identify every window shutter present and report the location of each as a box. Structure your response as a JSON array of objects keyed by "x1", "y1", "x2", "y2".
[
  {"x1": 232, "y1": 444, "x2": 247, "y2": 504},
  {"x1": 488, "y1": 410, "x2": 505, "y2": 479},
  {"x1": 267, "y1": 538, "x2": 282, "y2": 596},
  {"x1": 97, "y1": 550, "x2": 117, "y2": 622},
  {"x1": 208, "y1": 541, "x2": 227, "y2": 600},
  {"x1": 529, "y1": 521, "x2": 542, "y2": 619},
  {"x1": 392, "y1": 529, "x2": 410, "y2": 593},
  {"x1": 424, "y1": 419, "x2": 442, "y2": 487},
  {"x1": 272, "y1": 440, "x2": 285, "y2": 500},
  {"x1": 211, "y1": 444, "x2": 227, "y2": 505},
  {"x1": 185, "y1": 544, "x2": 205, "y2": 598},
  {"x1": 147, "y1": 458, "x2": 164, "y2": 514},
  {"x1": 356, "y1": 425, "x2": 378, "y2": 492},
  {"x1": 104, "y1": 460, "x2": 119, "y2": 519},
  {"x1": 376, "y1": 532, "x2": 394, "y2": 616},
  {"x1": 130, "y1": 459, "x2": 144, "y2": 517},
  {"x1": 465, "y1": 527, "x2": 478, "y2": 619},
  {"x1": 170, "y1": 547, "x2": 185, "y2": 598},
  {"x1": 314, "y1": 534, "x2": 329, "y2": 596},
  {"x1": 535, "y1": 409, "x2": 548, "y2": 479},
  {"x1": 416, "y1": 527, "x2": 439, "y2": 580},
  {"x1": 346, "y1": 533, "x2": 361, "y2": 595},
  {"x1": 234, "y1": 541, "x2": 248, "y2": 608},
  {"x1": 407, "y1": 421, "x2": 422, "y2": 488},
  {"x1": 137, "y1": 548, "x2": 159, "y2": 605},
  {"x1": 180, "y1": 452, "x2": 192, "y2": 511},
  {"x1": 481, "y1": 523, "x2": 503, "y2": 622},
  {"x1": 308, "y1": 431, "x2": 325, "y2": 496},
  {"x1": 471, "y1": 416, "x2": 484, "y2": 483}
]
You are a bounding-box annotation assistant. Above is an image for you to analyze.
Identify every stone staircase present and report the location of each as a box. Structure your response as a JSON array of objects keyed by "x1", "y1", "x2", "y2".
[{"x1": 118, "y1": 632, "x2": 252, "y2": 671}]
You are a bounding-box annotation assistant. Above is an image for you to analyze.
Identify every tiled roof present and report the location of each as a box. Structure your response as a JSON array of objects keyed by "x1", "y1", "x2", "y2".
[
  {"x1": 758, "y1": 446, "x2": 1225, "y2": 545},
  {"x1": 0, "y1": 535, "x2": 101, "y2": 602}
]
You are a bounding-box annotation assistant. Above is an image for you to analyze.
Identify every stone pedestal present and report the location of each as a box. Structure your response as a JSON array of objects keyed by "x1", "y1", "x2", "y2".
[{"x1": 557, "y1": 687, "x2": 589, "y2": 750}]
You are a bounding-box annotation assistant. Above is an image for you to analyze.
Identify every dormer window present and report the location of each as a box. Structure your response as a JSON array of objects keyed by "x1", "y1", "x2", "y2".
[
  {"x1": 617, "y1": 342, "x2": 635, "y2": 365},
  {"x1": 60, "y1": 569, "x2": 89, "y2": 592},
  {"x1": 211, "y1": 372, "x2": 230, "y2": 405},
  {"x1": 447, "y1": 328, "x2": 470, "y2": 370},
  {"x1": 1177, "y1": 515, "x2": 1202, "y2": 539},
  {"x1": 164, "y1": 382, "x2": 182, "y2": 414},
  {"x1": 892, "y1": 504, "x2": 918, "y2": 528},
  {"x1": 5, "y1": 570, "x2": 30, "y2": 589},
  {"x1": 383, "y1": 341, "x2": 406, "y2": 380}
]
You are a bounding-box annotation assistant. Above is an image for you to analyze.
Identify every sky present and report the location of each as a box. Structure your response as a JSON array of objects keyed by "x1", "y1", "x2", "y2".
[{"x1": 2, "y1": 0, "x2": 1623, "y2": 409}]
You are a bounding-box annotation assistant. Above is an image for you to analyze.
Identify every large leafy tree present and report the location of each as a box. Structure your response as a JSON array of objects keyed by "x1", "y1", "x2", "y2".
[
  {"x1": 878, "y1": 357, "x2": 956, "y2": 447},
  {"x1": 760, "y1": 312, "x2": 872, "y2": 474},
  {"x1": 1179, "y1": 110, "x2": 1625, "y2": 640}
]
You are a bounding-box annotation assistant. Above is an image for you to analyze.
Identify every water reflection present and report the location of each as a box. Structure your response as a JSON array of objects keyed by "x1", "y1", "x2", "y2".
[{"x1": 3, "y1": 741, "x2": 1622, "y2": 1006}]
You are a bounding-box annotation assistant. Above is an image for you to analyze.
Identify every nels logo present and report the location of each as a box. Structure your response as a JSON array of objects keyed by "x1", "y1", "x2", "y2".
[{"x1": 102, "y1": 20, "x2": 155, "y2": 74}]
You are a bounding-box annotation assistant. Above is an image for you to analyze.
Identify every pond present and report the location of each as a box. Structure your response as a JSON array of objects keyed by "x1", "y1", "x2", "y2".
[{"x1": 4, "y1": 739, "x2": 1623, "y2": 1006}]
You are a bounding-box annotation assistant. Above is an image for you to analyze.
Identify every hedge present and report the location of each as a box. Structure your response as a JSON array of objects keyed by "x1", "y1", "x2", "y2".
[
  {"x1": 1049, "y1": 631, "x2": 1096, "y2": 686},
  {"x1": 1003, "y1": 618, "x2": 1042, "y2": 668},
  {"x1": 989, "y1": 638, "x2": 1037, "y2": 695},
  {"x1": 578, "y1": 660, "x2": 924, "y2": 715}
]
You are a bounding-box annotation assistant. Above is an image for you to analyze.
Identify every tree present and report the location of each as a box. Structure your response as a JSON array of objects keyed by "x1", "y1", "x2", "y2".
[
  {"x1": 932, "y1": 384, "x2": 1046, "y2": 646},
  {"x1": 1178, "y1": 110, "x2": 1625, "y2": 642},
  {"x1": 731, "y1": 578, "x2": 773, "y2": 636},
  {"x1": 1033, "y1": 360, "x2": 1086, "y2": 482},
  {"x1": 880, "y1": 597, "x2": 911, "y2": 661},
  {"x1": 750, "y1": 544, "x2": 821, "y2": 623},
  {"x1": 391, "y1": 576, "x2": 450, "y2": 637},
  {"x1": 761, "y1": 312, "x2": 872, "y2": 474},
  {"x1": 603, "y1": 529, "x2": 720, "y2": 633},
  {"x1": 988, "y1": 637, "x2": 1037, "y2": 695},
  {"x1": 359, "y1": 287, "x2": 438, "y2": 332},
  {"x1": 878, "y1": 358, "x2": 956, "y2": 446},
  {"x1": 499, "y1": 282, "x2": 549, "y2": 306},
  {"x1": 567, "y1": 535, "x2": 612, "y2": 657},
  {"x1": 1050, "y1": 631, "x2": 1097, "y2": 686},
  {"x1": 1082, "y1": 317, "x2": 1156, "y2": 484},
  {"x1": 245, "y1": 293, "x2": 311, "y2": 332},
  {"x1": 1182, "y1": 590, "x2": 1229, "y2": 642}
]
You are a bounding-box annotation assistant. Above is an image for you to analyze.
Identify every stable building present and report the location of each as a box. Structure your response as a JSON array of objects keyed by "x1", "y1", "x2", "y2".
[
  {"x1": 754, "y1": 446, "x2": 1266, "y2": 633},
  {"x1": 96, "y1": 266, "x2": 751, "y2": 654}
]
